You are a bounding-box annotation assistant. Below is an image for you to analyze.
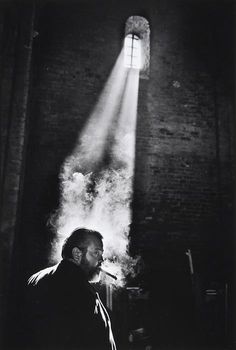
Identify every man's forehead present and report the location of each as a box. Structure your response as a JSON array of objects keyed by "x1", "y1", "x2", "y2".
[{"x1": 87, "y1": 236, "x2": 103, "y2": 249}]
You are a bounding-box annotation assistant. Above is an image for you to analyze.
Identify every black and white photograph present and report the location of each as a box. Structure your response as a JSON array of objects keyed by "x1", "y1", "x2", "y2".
[{"x1": 0, "y1": 0, "x2": 235, "y2": 349}]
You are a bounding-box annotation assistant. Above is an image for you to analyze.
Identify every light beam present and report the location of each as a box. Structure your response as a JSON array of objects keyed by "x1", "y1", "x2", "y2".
[{"x1": 50, "y1": 48, "x2": 141, "y2": 287}]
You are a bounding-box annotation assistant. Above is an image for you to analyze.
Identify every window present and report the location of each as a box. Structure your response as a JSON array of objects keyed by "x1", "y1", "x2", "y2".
[
  {"x1": 125, "y1": 16, "x2": 150, "y2": 79},
  {"x1": 124, "y1": 34, "x2": 141, "y2": 69}
]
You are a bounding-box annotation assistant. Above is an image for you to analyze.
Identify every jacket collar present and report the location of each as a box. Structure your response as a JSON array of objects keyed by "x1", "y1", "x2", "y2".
[{"x1": 58, "y1": 259, "x2": 97, "y2": 296}]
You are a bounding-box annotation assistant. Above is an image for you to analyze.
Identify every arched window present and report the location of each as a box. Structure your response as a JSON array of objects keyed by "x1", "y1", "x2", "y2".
[
  {"x1": 124, "y1": 34, "x2": 141, "y2": 69},
  {"x1": 124, "y1": 16, "x2": 150, "y2": 79}
]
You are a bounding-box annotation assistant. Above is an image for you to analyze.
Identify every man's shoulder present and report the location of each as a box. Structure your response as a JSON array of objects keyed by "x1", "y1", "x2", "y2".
[{"x1": 27, "y1": 264, "x2": 59, "y2": 286}]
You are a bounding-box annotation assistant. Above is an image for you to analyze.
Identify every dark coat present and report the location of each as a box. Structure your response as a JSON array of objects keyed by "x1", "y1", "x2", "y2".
[{"x1": 22, "y1": 259, "x2": 116, "y2": 350}]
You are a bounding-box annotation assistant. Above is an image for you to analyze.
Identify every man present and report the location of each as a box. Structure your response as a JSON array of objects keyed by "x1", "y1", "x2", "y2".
[{"x1": 22, "y1": 228, "x2": 117, "y2": 350}]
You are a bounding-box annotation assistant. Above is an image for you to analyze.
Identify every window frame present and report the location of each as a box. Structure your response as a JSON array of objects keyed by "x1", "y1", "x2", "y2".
[{"x1": 124, "y1": 33, "x2": 141, "y2": 69}]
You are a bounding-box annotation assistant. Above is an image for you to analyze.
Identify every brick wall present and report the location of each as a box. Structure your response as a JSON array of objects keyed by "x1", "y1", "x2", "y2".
[
  {"x1": 10, "y1": 0, "x2": 233, "y2": 274},
  {"x1": 0, "y1": 0, "x2": 234, "y2": 347},
  {"x1": 133, "y1": 0, "x2": 234, "y2": 269}
]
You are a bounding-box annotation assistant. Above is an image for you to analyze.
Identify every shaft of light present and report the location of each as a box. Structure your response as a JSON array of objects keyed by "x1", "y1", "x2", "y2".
[
  {"x1": 72, "y1": 49, "x2": 128, "y2": 172},
  {"x1": 50, "y1": 47, "x2": 141, "y2": 283}
]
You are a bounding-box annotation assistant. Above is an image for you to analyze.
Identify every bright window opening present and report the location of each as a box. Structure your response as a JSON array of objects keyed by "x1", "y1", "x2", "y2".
[{"x1": 124, "y1": 34, "x2": 141, "y2": 69}]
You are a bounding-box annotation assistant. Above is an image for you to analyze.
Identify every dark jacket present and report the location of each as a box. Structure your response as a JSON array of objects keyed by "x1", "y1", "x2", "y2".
[{"x1": 22, "y1": 259, "x2": 116, "y2": 350}]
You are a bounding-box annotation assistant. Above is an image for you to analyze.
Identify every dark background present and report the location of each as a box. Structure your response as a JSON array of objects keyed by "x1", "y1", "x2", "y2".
[{"x1": 0, "y1": 0, "x2": 235, "y2": 349}]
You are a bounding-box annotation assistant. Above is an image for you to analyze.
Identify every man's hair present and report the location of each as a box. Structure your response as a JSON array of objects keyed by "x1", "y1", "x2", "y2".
[{"x1": 61, "y1": 227, "x2": 103, "y2": 259}]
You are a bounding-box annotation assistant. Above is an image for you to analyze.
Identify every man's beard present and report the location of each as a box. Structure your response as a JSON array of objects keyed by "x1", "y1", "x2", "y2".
[{"x1": 80, "y1": 254, "x2": 101, "y2": 282}]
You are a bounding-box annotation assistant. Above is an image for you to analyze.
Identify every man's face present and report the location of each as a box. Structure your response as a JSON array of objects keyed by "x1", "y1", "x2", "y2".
[{"x1": 80, "y1": 237, "x2": 104, "y2": 281}]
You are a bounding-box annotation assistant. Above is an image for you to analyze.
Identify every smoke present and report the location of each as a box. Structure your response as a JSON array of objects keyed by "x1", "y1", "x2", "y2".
[
  {"x1": 49, "y1": 57, "x2": 141, "y2": 287},
  {"x1": 50, "y1": 165, "x2": 139, "y2": 287}
]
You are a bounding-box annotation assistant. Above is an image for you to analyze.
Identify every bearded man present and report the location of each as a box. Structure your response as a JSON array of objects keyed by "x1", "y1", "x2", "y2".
[{"x1": 22, "y1": 228, "x2": 117, "y2": 350}]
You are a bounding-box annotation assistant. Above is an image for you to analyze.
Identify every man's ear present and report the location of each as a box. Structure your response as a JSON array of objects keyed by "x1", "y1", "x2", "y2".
[{"x1": 72, "y1": 247, "x2": 83, "y2": 264}]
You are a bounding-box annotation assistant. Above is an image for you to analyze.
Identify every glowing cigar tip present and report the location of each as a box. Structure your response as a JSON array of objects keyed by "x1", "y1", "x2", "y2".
[{"x1": 100, "y1": 268, "x2": 117, "y2": 280}]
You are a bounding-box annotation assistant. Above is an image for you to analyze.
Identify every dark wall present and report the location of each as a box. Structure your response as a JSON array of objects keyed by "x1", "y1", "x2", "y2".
[
  {"x1": 0, "y1": 2, "x2": 36, "y2": 347},
  {"x1": 0, "y1": 0, "x2": 235, "y2": 348}
]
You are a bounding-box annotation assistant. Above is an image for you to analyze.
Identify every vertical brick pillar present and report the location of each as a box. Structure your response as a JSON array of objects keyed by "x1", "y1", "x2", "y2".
[{"x1": 0, "y1": 1, "x2": 35, "y2": 336}]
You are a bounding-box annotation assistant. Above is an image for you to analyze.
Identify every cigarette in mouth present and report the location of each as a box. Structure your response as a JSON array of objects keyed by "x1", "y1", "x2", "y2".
[{"x1": 100, "y1": 268, "x2": 117, "y2": 280}]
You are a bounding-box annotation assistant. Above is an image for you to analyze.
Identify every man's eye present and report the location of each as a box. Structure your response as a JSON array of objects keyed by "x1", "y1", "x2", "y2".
[
  {"x1": 90, "y1": 251, "x2": 99, "y2": 257},
  {"x1": 94, "y1": 251, "x2": 102, "y2": 257}
]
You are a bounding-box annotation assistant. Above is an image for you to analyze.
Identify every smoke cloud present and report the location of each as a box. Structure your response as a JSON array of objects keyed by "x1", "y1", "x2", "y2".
[{"x1": 50, "y1": 166, "x2": 139, "y2": 286}]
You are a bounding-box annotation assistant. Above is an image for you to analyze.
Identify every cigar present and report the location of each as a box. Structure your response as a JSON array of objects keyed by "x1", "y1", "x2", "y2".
[{"x1": 100, "y1": 268, "x2": 117, "y2": 280}]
